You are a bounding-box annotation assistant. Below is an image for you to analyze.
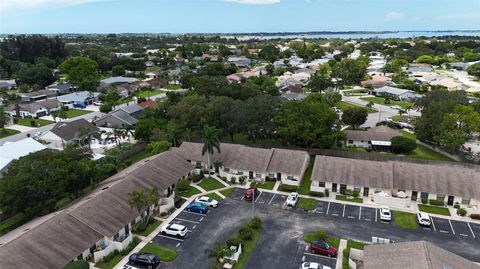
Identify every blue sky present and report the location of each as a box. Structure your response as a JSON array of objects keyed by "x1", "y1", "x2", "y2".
[{"x1": 1, "y1": 0, "x2": 479, "y2": 34}]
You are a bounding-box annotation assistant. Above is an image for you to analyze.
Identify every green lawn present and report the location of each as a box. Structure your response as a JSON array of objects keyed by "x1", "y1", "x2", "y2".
[
  {"x1": 140, "y1": 243, "x2": 177, "y2": 262},
  {"x1": 392, "y1": 211, "x2": 417, "y2": 229},
  {"x1": 16, "y1": 118, "x2": 54, "y2": 127},
  {"x1": 336, "y1": 101, "x2": 377, "y2": 113},
  {"x1": 342, "y1": 240, "x2": 367, "y2": 269},
  {"x1": 233, "y1": 227, "x2": 262, "y2": 269},
  {"x1": 401, "y1": 131, "x2": 454, "y2": 161},
  {"x1": 64, "y1": 109, "x2": 93, "y2": 118},
  {"x1": 418, "y1": 204, "x2": 451, "y2": 216},
  {"x1": 121, "y1": 149, "x2": 156, "y2": 167},
  {"x1": 228, "y1": 133, "x2": 282, "y2": 148},
  {"x1": 205, "y1": 192, "x2": 224, "y2": 201},
  {"x1": 0, "y1": 212, "x2": 31, "y2": 235},
  {"x1": 303, "y1": 230, "x2": 340, "y2": 248},
  {"x1": 166, "y1": 84, "x2": 182, "y2": 90},
  {"x1": 336, "y1": 195, "x2": 363, "y2": 203},
  {"x1": 135, "y1": 219, "x2": 162, "y2": 237},
  {"x1": 298, "y1": 156, "x2": 315, "y2": 195},
  {"x1": 0, "y1": 128, "x2": 20, "y2": 138},
  {"x1": 137, "y1": 89, "x2": 166, "y2": 98},
  {"x1": 392, "y1": 115, "x2": 415, "y2": 122},
  {"x1": 178, "y1": 185, "x2": 202, "y2": 198},
  {"x1": 360, "y1": 96, "x2": 414, "y2": 110},
  {"x1": 298, "y1": 198, "x2": 318, "y2": 211},
  {"x1": 220, "y1": 187, "x2": 235, "y2": 197},
  {"x1": 95, "y1": 255, "x2": 123, "y2": 269},
  {"x1": 255, "y1": 181, "x2": 276, "y2": 190},
  {"x1": 198, "y1": 177, "x2": 225, "y2": 191}
]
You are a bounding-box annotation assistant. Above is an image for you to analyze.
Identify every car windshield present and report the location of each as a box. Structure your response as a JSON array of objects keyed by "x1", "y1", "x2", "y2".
[{"x1": 207, "y1": 198, "x2": 213, "y2": 202}]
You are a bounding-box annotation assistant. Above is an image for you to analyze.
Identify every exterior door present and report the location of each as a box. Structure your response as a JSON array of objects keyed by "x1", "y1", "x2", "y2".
[
  {"x1": 411, "y1": 191, "x2": 418, "y2": 201},
  {"x1": 277, "y1": 173, "x2": 281, "y2": 181},
  {"x1": 447, "y1": 196, "x2": 455, "y2": 206},
  {"x1": 332, "y1": 183, "x2": 338, "y2": 192},
  {"x1": 363, "y1": 187, "x2": 369, "y2": 197},
  {"x1": 249, "y1": 171, "x2": 253, "y2": 179}
]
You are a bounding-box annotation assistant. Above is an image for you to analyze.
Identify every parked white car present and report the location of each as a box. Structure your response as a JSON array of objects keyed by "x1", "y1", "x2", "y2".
[
  {"x1": 379, "y1": 206, "x2": 392, "y2": 221},
  {"x1": 160, "y1": 224, "x2": 187, "y2": 238},
  {"x1": 390, "y1": 105, "x2": 401, "y2": 110},
  {"x1": 93, "y1": 101, "x2": 103, "y2": 106},
  {"x1": 417, "y1": 212, "x2": 431, "y2": 227},
  {"x1": 300, "y1": 262, "x2": 331, "y2": 269},
  {"x1": 195, "y1": 196, "x2": 219, "y2": 208},
  {"x1": 286, "y1": 192, "x2": 299, "y2": 207}
]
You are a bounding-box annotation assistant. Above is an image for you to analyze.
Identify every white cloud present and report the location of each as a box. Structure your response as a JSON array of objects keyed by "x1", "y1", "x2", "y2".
[
  {"x1": 225, "y1": 0, "x2": 280, "y2": 4},
  {"x1": 385, "y1": 11, "x2": 406, "y2": 20},
  {"x1": 0, "y1": 0, "x2": 109, "y2": 13}
]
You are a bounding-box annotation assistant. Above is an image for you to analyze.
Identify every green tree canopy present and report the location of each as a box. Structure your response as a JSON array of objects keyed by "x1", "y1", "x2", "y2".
[
  {"x1": 341, "y1": 107, "x2": 368, "y2": 129},
  {"x1": 59, "y1": 56, "x2": 100, "y2": 91}
]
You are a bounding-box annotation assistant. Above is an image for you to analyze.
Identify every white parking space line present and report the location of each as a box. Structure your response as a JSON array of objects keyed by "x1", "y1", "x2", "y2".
[
  {"x1": 303, "y1": 252, "x2": 337, "y2": 260},
  {"x1": 326, "y1": 202, "x2": 331, "y2": 215},
  {"x1": 268, "y1": 194, "x2": 276, "y2": 205},
  {"x1": 332, "y1": 213, "x2": 339, "y2": 216},
  {"x1": 157, "y1": 235, "x2": 184, "y2": 242},
  {"x1": 431, "y1": 217, "x2": 436, "y2": 232},
  {"x1": 449, "y1": 220, "x2": 455, "y2": 235},
  {"x1": 342, "y1": 204, "x2": 346, "y2": 217},
  {"x1": 359, "y1": 207, "x2": 362, "y2": 220},
  {"x1": 302, "y1": 256, "x2": 306, "y2": 262},
  {"x1": 375, "y1": 208, "x2": 378, "y2": 222},
  {"x1": 192, "y1": 225, "x2": 197, "y2": 230},
  {"x1": 255, "y1": 192, "x2": 263, "y2": 203},
  {"x1": 183, "y1": 211, "x2": 207, "y2": 216},
  {"x1": 175, "y1": 218, "x2": 200, "y2": 224},
  {"x1": 467, "y1": 222, "x2": 476, "y2": 238},
  {"x1": 200, "y1": 217, "x2": 204, "y2": 221},
  {"x1": 241, "y1": 196, "x2": 244, "y2": 201},
  {"x1": 176, "y1": 242, "x2": 181, "y2": 248}
]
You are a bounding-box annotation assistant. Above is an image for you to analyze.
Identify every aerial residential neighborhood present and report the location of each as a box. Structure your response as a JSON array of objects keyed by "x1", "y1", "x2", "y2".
[{"x1": 0, "y1": 0, "x2": 480, "y2": 269}]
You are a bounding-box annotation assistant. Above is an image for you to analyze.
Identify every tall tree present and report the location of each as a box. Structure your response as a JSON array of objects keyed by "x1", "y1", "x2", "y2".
[
  {"x1": 341, "y1": 107, "x2": 368, "y2": 129},
  {"x1": 128, "y1": 190, "x2": 148, "y2": 223},
  {"x1": 59, "y1": 56, "x2": 100, "y2": 91},
  {"x1": 201, "y1": 125, "x2": 221, "y2": 176}
]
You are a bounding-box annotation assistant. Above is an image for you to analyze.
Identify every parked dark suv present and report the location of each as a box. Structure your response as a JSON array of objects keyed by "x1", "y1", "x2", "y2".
[
  {"x1": 129, "y1": 252, "x2": 160, "y2": 268},
  {"x1": 244, "y1": 187, "x2": 260, "y2": 201}
]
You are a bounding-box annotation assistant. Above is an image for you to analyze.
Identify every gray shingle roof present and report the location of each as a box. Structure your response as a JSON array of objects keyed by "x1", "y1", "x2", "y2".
[
  {"x1": 311, "y1": 156, "x2": 480, "y2": 199},
  {"x1": 119, "y1": 103, "x2": 144, "y2": 114},
  {"x1": 345, "y1": 126, "x2": 400, "y2": 142},
  {"x1": 94, "y1": 110, "x2": 138, "y2": 127},
  {"x1": 50, "y1": 118, "x2": 100, "y2": 141},
  {"x1": 364, "y1": 241, "x2": 480, "y2": 269}
]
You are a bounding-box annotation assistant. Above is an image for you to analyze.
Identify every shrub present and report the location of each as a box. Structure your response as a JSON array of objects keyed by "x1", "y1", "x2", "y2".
[
  {"x1": 471, "y1": 214, "x2": 480, "y2": 220},
  {"x1": 132, "y1": 221, "x2": 148, "y2": 233},
  {"x1": 339, "y1": 189, "x2": 346, "y2": 195},
  {"x1": 429, "y1": 199, "x2": 445, "y2": 206},
  {"x1": 352, "y1": 190, "x2": 360, "y2": 198},
  {"x1": 63, "y1": 260, "x2": 89, "y2": 269},
  {"x1": 311, "y1": 230, "x2": 328, "y2": 241},
  {"x1": 102, "y1": 250, "x2": 119, "y2": 263},
  {"x1": 239, "y1": 176, "x2": 246, "y2": 184},
  {"x1": 120, "y1": 236, "x2": 141, "y2": 255},
  {"x1": 324, "y1": 189, "x2": 330, "y2": 197},
  {"x1": 238, "y1": 226, "x2": 254, "y2": 241},
  {"x1": 147, "y1": 140, "x2": 172, "y2": 154},
  {"x1": 30, "y1": 120, "x2": 37, "y2": 127},
  {"x1": 309, "y1": 191, "x2": 324, "y2": 197},
  {"x1": 226, "y1": 237, "x2": 243, "y2": 247},
  {"x1": 391, "y1": 136, "x2": 417, "y2": 154},
  {"x1": 421, "y1": 198, "x2": 428, "y2": 204},
  {"x1": 454, "y1": 203, "x2": 460, "y2": 209},
  {"x1": 175, "y1": 179, "x2": 190, "y2": 193},
  {"x1": 13, "y1": 118, "x2": 18, "y2": 124},
  {"x1": 457, "y1": 208, "x2": 467, "y2": 217},
  {"x1": 248, "y1": 217, "x2": 262, "y2": 230},
  {"x1": 230, "y1": 177, "x2": 236, "y2": 184},
  {"x1": 279, "y1": 184, "x2": 298, "y2": 192},
  {"x1": 221, "y1": 176, "x2": 227, "y2": 182}
]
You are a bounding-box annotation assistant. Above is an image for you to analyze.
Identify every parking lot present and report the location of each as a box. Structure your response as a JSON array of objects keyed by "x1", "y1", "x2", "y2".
[{"x1": 135, "y1": 188, "x2": 480, "y2": 269}]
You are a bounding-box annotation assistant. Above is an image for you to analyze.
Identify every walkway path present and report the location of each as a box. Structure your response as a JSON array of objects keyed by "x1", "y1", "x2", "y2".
[{"x1": 335, "y1": 239, "x2": 348, "y2": 269}]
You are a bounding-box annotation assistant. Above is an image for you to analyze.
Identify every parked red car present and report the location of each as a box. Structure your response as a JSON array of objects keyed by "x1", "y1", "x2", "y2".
[
  {"x1": 244, "y1": 187, "x2": 260, "y2": 201},
  {"x1": 309, "y1": 240, "x2": 337, "y2": 257}
]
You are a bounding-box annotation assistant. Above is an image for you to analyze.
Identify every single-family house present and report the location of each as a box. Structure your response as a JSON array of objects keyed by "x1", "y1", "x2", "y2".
[
  {"x1": 46, "y1": 83, "x2": 75, "y2": 94},
  {"x1": 371, "y1": 86, "x2": 416, "y2": 101},
  {"x1": 226, "y1": 74, "x2": 243, "y2": 83},
  {"x1": 0, "y1": 138, "x2": 48, "y2": 174},
  {"x1": 0, "y1": 79, "x2": 16, "y2": 89},
  {"x1": 227, "y1": 56, "x2": 252, "y2": 67},
  {"x1": 0, "y1": 150, "x2": 195, "y2": 269},
  {"x1": 175, "y1": 142, "x2": 309, "y2": 186},
  {"x1": 100, "y1": 76, "x2": 139, "y2": 89},
  {"x1": 57, "y1": 91, "x2": 101, "y2": 108},
  {"x1": 19, "y1": 89, "x2": 56, "y2": 102},
  {"x1": 39, "y1": 118, "x2": 100, "y2": 149},
  {"x1": 5, "y1": 103, "x2": 49, "y2": 118},
  {"x1": 115, "y1": 83, "x2": 135, "y2": 97},
  {"x1": 94, "y1": 104, "x2": 144, "y2": 128},
  {"x1": 407, "y1": 63, "x2": 433, "y2": 74},
  {"x1": 430, "y1": 78, "x2": 463, "y2": 91},
  {"x1": 145, "y1": 77, "x2": 167, "y2": 89},
  {"x1": 361, "y1": 76, "x2": 392, "y2": 88},
  {"x1": 344, "y1": 126, "x2": 400, "y2": 151},
  {"x1": 310, "y1": 155, "x2": 480, "y2": 206},
  {"x1": 281, "y1": 92, "x2": 309, "y2": 101}
]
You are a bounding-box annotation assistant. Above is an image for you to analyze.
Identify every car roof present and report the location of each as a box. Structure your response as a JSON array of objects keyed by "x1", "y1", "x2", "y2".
[
  {"x1": 381, "y1": 206, "x2": 390, "y2": 210},
  {"x1": 169, "y1": 223, "x2": 186, "y2": 229},
  {"x1": 418, "y1": 212, "x2": 430, "y2": 218}
]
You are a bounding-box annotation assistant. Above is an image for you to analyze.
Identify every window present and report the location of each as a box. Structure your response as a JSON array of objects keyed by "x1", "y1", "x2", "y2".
[
  {"x1": 237, "y1": 171, "x2": 244, "y2": 175},
  {"x1": 287, "y1": 175, "x2": 294, "y2": 180},
  {"x1": 462, "y1": 198, "x2": 471, "y2": 205},
  {"x1": 348, "y1": 140, "x2": 353, "y2": 144},
  {"x1": 224, "y1": 167, "x2": 230, "y2": 172},
  {"x1": 354, "y1": 187, "x2": 361, "y2": 193},
  {"x1": 340, "y1": 184, "x2": 347, "y2": 191},
  {"x1": 195, "y1": 162, "x2": 202, "y2": 168},
  {"x1": 436, "y1": 194, "x2": 445, "y2": 201},
  {"x1": 256, "y1": 173, "x2": 261, "y2": 178},
  {"x1": 420, "y1": 192, "x2": 429, "y2": 199},
  {"x1": 319, "y1": 182, "x2": 326, "y2": 187},
  {"x1": 268, "y1": 173, "x2": 275, "y2": 178}
]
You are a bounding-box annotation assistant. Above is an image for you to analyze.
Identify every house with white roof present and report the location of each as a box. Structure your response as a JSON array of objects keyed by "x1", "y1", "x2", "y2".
[
  {"x1": 0, "y1": 138, "x2": 48, "y2": 174},
  {"x1": 370, "y1": 86, "x2": 416, "y2": 101},
  {"x1": 56, "y1": 91, "x2": 101, "y2": 108}
]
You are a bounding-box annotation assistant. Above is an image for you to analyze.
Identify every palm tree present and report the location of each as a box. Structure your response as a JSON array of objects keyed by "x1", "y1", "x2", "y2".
[
  {"x1": 205, "y1": 242, "x2": 233, "y2": 265},
  {"x1": 202, "y1": 125, "x2": 221, "y2": 177},
  {"x1": 78, "y1": 126, "x2": 100, "y2": 149},
  {"x1": 146, "y1": 188, "x2": 160, "y2": 224},
  {"x1": 112, "y1": 127, "x2": 128, "y2": 148},
  {"x1": 167, "y1": 123, "x2": 183, "y2": 147},
  {"x1": 128, "y1": 190, "x2": 148, "y2": 223},
  {"x1": 0, "y1": 107, "x2": 11, "y2": 129}
]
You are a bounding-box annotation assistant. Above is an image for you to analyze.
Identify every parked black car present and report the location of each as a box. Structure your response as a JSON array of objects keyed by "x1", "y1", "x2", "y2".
[{"x1": 129, "y1": 252, "x2": 160, "y2": 268}]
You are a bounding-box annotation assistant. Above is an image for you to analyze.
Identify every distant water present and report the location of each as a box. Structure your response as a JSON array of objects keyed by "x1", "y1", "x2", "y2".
[{"x1": 229, "y1": 31, "x2": 480, "y2": 40}]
